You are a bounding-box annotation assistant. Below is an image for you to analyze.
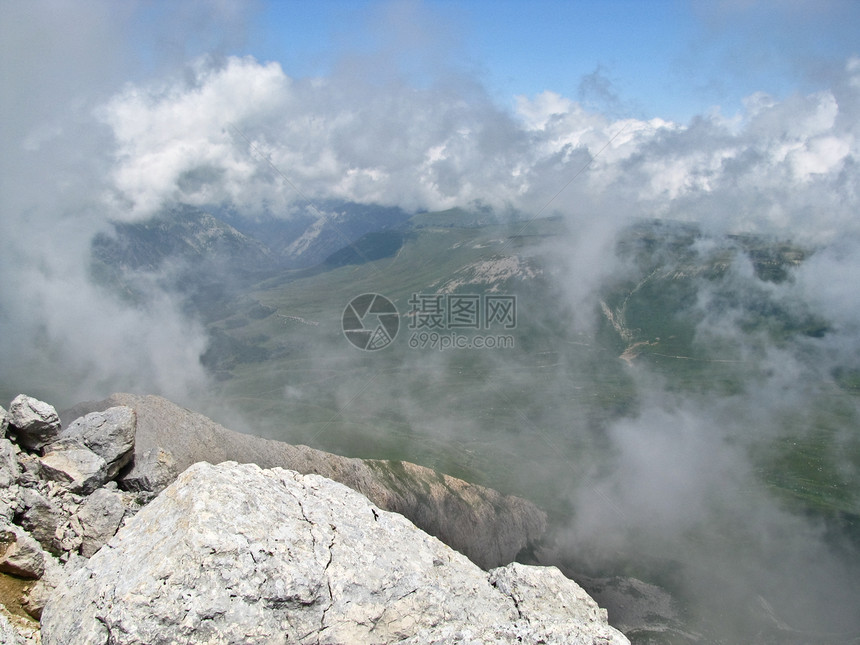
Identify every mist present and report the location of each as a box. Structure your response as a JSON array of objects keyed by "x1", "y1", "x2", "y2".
[
  {"x1": 0, "y1": 1, "x2": 248, "y2": 405},
  {"x1": 2, "y1": 1, "x2": 860, "y2": 642}
]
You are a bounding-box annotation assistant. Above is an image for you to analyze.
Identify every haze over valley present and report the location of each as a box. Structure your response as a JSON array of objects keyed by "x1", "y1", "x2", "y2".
[{"x1": 2, "y1": 2, "x2": 860, "y2": 642}]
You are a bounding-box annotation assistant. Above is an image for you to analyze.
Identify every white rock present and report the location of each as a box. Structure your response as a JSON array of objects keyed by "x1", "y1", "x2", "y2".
[
  {"x1": 8, "y1": 394, "x2": 61, "y2": 451},
  {"x1": 0, "y1": 609, "x2": 24, "y2": 645},
  {"x1": 42, "y1": 461, "x2": 628, "y2": 645}
]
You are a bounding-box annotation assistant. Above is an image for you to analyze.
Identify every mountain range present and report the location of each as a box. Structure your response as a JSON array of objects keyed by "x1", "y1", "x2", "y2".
[{"x1": 86, "y1": 201, "x2": 860, "y2": 644}]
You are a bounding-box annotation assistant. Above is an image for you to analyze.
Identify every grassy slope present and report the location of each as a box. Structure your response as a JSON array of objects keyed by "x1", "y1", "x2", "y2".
[
  {"x1": 198, "y1": 215, "x2": 858, "y2": 531},
  {"x1": 196, "y1": 218, "x2": 630, "y2": 515}
]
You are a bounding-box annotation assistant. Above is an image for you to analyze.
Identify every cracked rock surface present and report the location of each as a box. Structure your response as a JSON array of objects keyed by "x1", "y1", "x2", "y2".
[{"x1": 41, "y1": 461, "x2": 628, "y2": 645}]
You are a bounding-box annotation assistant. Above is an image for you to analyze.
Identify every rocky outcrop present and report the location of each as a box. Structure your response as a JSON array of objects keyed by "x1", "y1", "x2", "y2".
[
  {"x1": 65, "y1": 393, "x2": 546, "y2": 569},
  {"x1": 41, "y1": 461, "x2": 629, "y2": 645},
  {"x1": 0, "y1": 392, "x2": 550, "y2": 643},
  {"x1": 0, "y1": 395, "x2": 145, "y2": 642},
  {"x1": 0, "y1": 392, "x2": 653, "y2": 644}
]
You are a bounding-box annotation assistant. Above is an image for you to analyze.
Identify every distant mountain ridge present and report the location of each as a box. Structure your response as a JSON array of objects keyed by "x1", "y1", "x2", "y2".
[
  {"x1": 91, "y1": 201, "x2": 413, "y2": 282},
  {"x1": 219, "y1": 200, "x2": 412, "y2": 268},
  {"x1": 92, "y1": 205, "x2": 275, "y2": 273}
]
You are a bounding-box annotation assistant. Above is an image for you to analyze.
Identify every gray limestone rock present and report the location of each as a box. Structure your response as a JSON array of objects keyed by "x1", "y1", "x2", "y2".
[
  {"x1": 52, "y1": 407, "x2": 135, "y2": 480},
  {"x1": 117, "y1": 447, "x2": 177, "y2": 495},
  {"x1": 0, "y1": 522, "x2": 46, "y2": 579},
  {"x1": 64, "y1": 393, "x2": 546, "y2": 569},
  {"x1": 0, "y1": 610, "x2": 24, "y2": 645},
  {"x1": 0, "y1": 437, "x2": 19, "y2": 488},
  {"x1": 14, "y1": 452, "x2": 42, "y2": 487},
  {"x1": 75, "y1": 488, "x2": 126, "y2": 557},
  {"x1": 39, "y1": 446, "x2": 108, "y2": 495},
  {"x1": 41, "y1": 461, "x2": 627, "y2": 645},
  {"x1": 8, "y1": 395, "x2": 61, "y2": 452},
  {"x1": 16, "y1": 487, "x2": 64, "y2": 554},
  {"x1": 22, "y1": 553, "x2": 84, "y2": 621},
  {"x1": 0, "y1": 404, "x2": 8, "y2": 438}
]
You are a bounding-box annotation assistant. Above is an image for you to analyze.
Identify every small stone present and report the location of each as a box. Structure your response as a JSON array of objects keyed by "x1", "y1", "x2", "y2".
[
  {"x1": 0, "y1": 485, "x2": 17, "y2": 523},
  {"x1": 56, "y1": 515, "x2": 83, "y2": 555},
  {"x1": 8, "y1": 395, "x2": 61, "y2": 452}
]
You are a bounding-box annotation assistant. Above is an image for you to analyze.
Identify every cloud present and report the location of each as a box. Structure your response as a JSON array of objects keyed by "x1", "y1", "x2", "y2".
[
  {"x1": 2, "y1": 3, "x2": 860, "y2": 639},
  {"x1": 95, "y1": 51, "x2": 860, "y2": 242},
  {"x1": 0, "y1": 0, "x2": 252, "y2": 405}
]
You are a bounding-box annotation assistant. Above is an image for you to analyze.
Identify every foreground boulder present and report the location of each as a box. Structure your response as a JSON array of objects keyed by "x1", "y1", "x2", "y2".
[
  {"x1": 65, "y1": 393, "x2": 546, "y2": 569},
  {"x1": 42, "y1": 461, "x2": 628, "y2": 645}
]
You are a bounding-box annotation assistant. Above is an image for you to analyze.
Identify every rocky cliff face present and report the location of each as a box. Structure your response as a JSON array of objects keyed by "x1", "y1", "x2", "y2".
[
  {"x1": 63, "y1": 393, "x2": 546, "y2": 570},
  {"x1": 41, "y1": 461, "x2": 628, "y2": 645}
]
